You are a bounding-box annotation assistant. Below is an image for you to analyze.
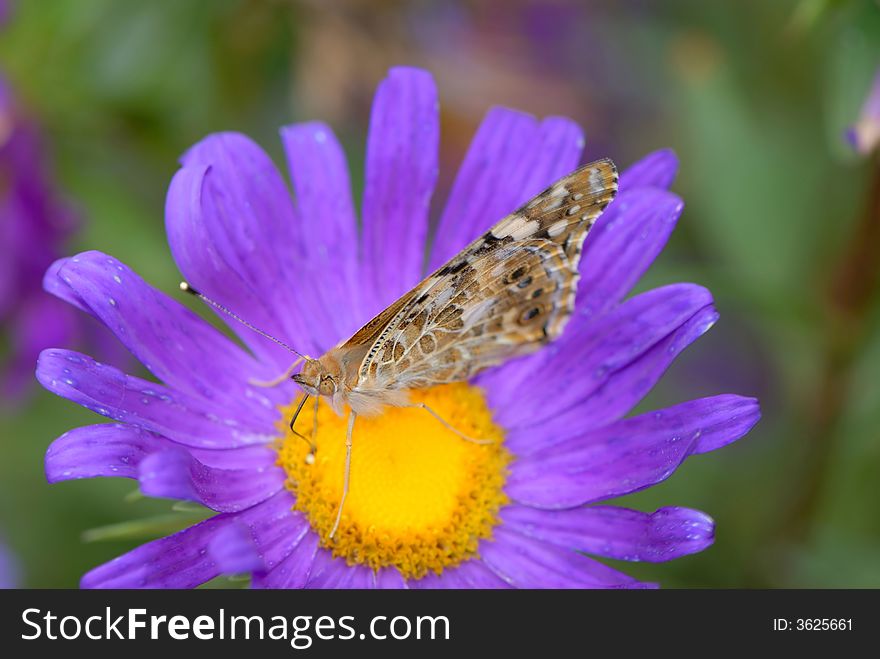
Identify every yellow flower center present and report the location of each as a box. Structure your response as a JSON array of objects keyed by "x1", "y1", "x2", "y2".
[{"x1": 275, "y1": 383, "x2": 510, "y2": 579}]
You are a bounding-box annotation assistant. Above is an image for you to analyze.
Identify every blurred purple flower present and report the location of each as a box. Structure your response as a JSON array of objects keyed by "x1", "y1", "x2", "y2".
[
  {"x1": 0, "y1": 77, "x2": 126, "y2": 401},
  {"x1": 38, "y1": 67, "x2": 759, "y2": 589},
  {"x1": 846, "y1": 69, "x2": 880, "y2": 154},
  {"x1": 0, "y1": 76, "x2": 80, "y2": 399},
  {"x1": 0, "y1": 535, "x2": 19, "y2": 588}
]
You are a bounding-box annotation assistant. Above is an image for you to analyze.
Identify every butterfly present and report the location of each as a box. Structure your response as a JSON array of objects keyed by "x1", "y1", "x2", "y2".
[{"x1": 184, "y1": 158, "x2": 618, "y2": 538}]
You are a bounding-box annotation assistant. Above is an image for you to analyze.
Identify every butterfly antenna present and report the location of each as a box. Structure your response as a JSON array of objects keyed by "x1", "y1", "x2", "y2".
[{"x1": 179, "y1": 281, "x2": 307, "y2": 359}]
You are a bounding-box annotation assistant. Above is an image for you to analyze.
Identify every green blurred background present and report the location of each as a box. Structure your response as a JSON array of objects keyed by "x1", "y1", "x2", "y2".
[{"x1": 1, "y1": 0, "x2": 879, "y2": 588}]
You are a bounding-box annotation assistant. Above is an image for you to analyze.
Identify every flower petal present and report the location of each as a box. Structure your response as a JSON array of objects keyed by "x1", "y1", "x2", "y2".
[
  {"x1": 577, "y1": 187, "x2": 683, "y2": 318},
  {"x1": 252, "y1": 530, "x2": 319, "y2": 589},
  {"x1": 545, "y1": 306, "x2": 718, "y2": 438},
  {"x1": 429, "y1": 107, "x2": 539, "y2": 270},
  {"x1": 429, "y1": 109, "x2": 583, "y2": 270},
  {"x1": 360, "y1": 67, "x2": 439, "y2": 312},
  {"x1": 47, "y1": 251, "x2": 288, "y2": 427},
  {"x1": 408, "y1": 570, "x2": 457, "y2": 589},
  {"x1": 208, "y1": 522, "x2": 264, "y2": 574},
  {"x1": 303, "y1": 549, "x2": 345, "y2": 589},
  {"x1": 618, "y1": 148, "x2": 679, "y2": 192},
  {"x1": 171, "y1": 133, "x2": 328, "y2": 359},
  {"x1": 81, "y1": 518, "x2": 246, "y2": 589},
  {"x1": 187, "y1": 445, "x2": 278, "y2": 471},
  {"x1": 374, "y1": 567, "x2": 407, "y2": 589},
  {"x1": 502, "y1": 505, "x2": 715, "y2": 562},
  {"x1": 305, "y1": 552, "x2": 374, "y2": 589},
  {"x1": 349, "y1": 566, "x2": 377, "y2": 589},
  {"x1": 452, "y1": 559, "x2": 513, "y2": 588},
  {"x1": 36, "y1": 349, "x2": 273, "y2": 449},
  {"x1": 523, "y1": 304, "x2": 719, "y2": 441},
  {"x1": 43, "y1": 257, "x2": 88, "y2": 313},
  {"x1": 280, "y1": 121, "x2": 363, "y2": 337},
  {"x1": 409, "y1": 559, "x2": 511, "y2": 589},
  {"x1": 45, "y1": 423, "x2": 279, "y2": 487},
  {"x1": 487, "y1": 283, "x2": 713, "y2": 431},
  {"x1": 45, "y1": 423, "x2": 165, "y2": 482},
  {"x1": 480, "y1": 527, "x2": 643, "y2": 588},
  {"x1": 165, "y1": 165, "x2": 296, "y2": 366},
  {"x1": 507, "y1": 395, "x2": 761, "y2": 509},
  {"x1": 242, "y1": 492, "x2": 310, "y2": 573},
  {"x1": 137, "y1": 447, "x2": 284, "y2": 513},
  {"x1": 81, "y1": 493, "x2": 304, "y2": 588},
  {"x1": 519, "y1": 116, "x2": 585, "y2": 200}
]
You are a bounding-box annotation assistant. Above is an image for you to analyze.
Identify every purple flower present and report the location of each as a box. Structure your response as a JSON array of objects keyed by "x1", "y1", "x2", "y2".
[
  {"x1": 847, "y1": 69, "x2": 880, "y2": 154},
  {"x1": 0, "y1": 75, "x2": 82, "y2": 399},
  {"x1": 0, "y1": 535, "x2": 19, "y2": 588},
  {"x1": 39, "y1": 67, "x2": 759, "y2": 589},
  {"x1": 0, "y1": 75, "x2": 126, "y2": 400}
]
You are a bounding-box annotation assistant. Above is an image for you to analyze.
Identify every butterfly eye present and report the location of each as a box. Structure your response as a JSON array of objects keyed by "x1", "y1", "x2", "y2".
[{"x1": 319, "y1": 376, "x2": 336, "y2": 396}]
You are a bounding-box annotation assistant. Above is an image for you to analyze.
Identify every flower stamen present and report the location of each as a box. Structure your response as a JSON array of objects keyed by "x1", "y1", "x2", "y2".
[{"x1": 276, "y1": 383, "x2": 510, "y2": 579}]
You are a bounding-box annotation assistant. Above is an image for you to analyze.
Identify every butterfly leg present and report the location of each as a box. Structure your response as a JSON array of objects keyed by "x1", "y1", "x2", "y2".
[
  {"x1": 311, "y1": 394, "x2": 320, "y2": 444},
  {"x1": 288, "y1": 394, "x2": 317, "y2": 462},
  {"x1": 329, "y1": 411, "x2": 356, "y2": 540},
  {"x1": 407, "y1": 402, "x2": 495, "y2": 445},
  {"x1": 248, "y1": 356, "x2": 306, "y2": 388}
]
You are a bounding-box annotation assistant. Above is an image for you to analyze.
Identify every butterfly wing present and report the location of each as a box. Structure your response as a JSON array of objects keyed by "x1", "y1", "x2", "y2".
[
  {"x1": 365, "y1": 239, "x2": 577, "y2": 388},
  {"x1": 347, "y1": 158, "x2": 618, "y2": 391}
]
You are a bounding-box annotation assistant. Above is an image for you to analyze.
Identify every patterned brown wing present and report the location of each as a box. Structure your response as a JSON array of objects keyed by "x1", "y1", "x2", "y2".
[
  {"x1": 325, "y1": 287, "x2": 420, "y2": 386},
  {"x1": 367, "y1": 240, "x2": 577, "y2": 388},
  {"x1": 351, "y1": 158, "x2": 618, "y2": 391},
  {"x1": 488, "y1": 157, "x2": 617, "y2": 263}
]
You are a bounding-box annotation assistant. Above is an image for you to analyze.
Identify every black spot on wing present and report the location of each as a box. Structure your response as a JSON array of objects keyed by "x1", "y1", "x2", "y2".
[
  {"x1": 475, "y1": 231, "x2": 510, "y2": 254},
  {"x1": 436, "y1": 259, "x2": 469, "y2": 277}
]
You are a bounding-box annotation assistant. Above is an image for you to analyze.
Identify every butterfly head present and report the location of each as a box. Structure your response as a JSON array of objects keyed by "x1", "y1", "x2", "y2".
[{"x1": 293, "y1": 357, "x2": 339, "y2": 399}]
